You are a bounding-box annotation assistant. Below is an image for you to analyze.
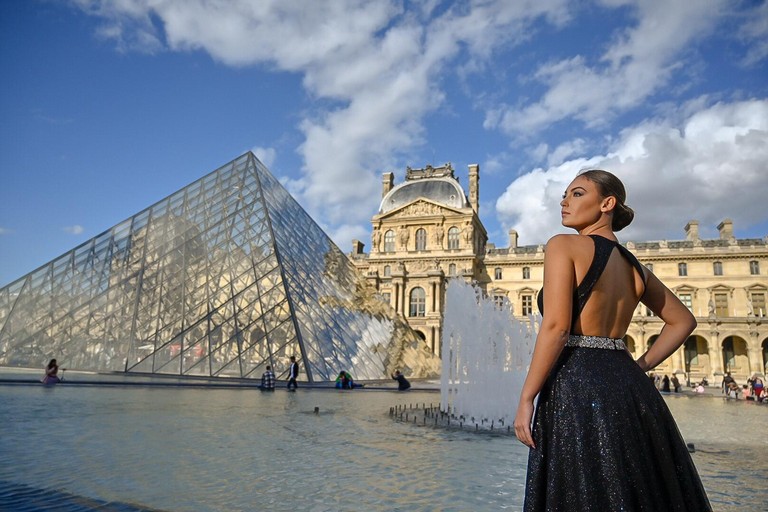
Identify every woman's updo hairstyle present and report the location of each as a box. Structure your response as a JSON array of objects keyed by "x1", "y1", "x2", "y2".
[{"x1": 578, "y1": 169, "x2": 634, "y2": 231}]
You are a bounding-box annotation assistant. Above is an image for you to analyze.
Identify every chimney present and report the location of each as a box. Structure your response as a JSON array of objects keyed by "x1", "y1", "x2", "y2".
[
  {"x1": 468, "y1": 164, "x2": 479, "y2": 213},
  {"x1": 508, "y1": 229, "x2": 518, "y2": 248},
  {"x1": 351, "y1": 239, "x2": 365, "y2": 255},
  {"x1": 717, "y1": 219, "x2": 733, "y2": 240},
  {"x1": 382, "y1": 172, "x2": 394, "y2": 198},
  {"x1": 684, "y1": 220, "x2": 699, "y2": 241}
]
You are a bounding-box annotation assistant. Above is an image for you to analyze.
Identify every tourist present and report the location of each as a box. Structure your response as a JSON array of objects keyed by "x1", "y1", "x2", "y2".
[
  {"x1": 752, "y1": 374, "x2": 764, "y2": 401},
  {"x1": 287, "y1": 356, "x2": 299, "y2": 390},
  {"x1": 391, "y1": 370, "x2": 411, "y2": 391},
  {"x1": 41, "y1": 358, "x2": 64, "y2": 384},
  {"x1": 671, "y1": 374, "x2": 681, "y2": 393},
  {"x1": 726, "y1": 381, "x2": 740, "y2": 399},
  {"x1": 261, "y1": 365, "x2": 275, "y2": 391},
  {"x1": 662, "y1": 374, "x2": 671, "y2": 393},
  {"x1": 335, "y1": 371, "x2": 352, "y2": 389},
  {"x1": 512, "y1": 169, "x2": 711, "y2": 510},
  {"x1": 722, "y1": 372, "x2": 735, "y2": 394}
]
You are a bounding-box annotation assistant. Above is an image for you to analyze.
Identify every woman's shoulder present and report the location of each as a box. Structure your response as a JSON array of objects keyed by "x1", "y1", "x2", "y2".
[{"x1": 545, "y1": 234, "x2": 595, "y2": 251}]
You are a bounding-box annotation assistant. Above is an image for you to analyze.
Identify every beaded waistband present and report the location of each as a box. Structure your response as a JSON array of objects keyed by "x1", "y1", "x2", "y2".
[{"x1": 566, "y1": 334, "x2": 626, "y2": 350}]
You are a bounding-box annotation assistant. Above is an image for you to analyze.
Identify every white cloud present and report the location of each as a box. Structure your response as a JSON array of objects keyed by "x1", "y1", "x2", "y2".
[
  {"x1": 547, "y1": 138, "x2": 587, "y2": 167},
  {"x1": 486, "y1": 0, "x2": 727, "y2": 135},
  {"x1": 72, "y1": 0, "x2": 573, "y2": 234},
  {"x1": 63, "y1": 225, "x2": 85, "y2": 235},
  {"x1": 0, "y1": 227, "x2": 11, "y2": 235},
  {"x1": 251, "y1": 146, "x2": 276, "y2": 168},
  {"x1": 738, "y1": 0, "x2": 768, "y2": 66},
  {"x1": 496, "y1": 99, "x2": 768, "y2": 244}
]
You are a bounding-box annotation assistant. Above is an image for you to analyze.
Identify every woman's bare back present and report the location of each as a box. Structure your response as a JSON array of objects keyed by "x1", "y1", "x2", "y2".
[{"x1": 568, "y1": 235, "x2": 646, "y2": 338}]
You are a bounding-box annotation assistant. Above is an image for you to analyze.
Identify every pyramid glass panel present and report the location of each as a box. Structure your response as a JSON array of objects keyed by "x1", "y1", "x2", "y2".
[{"x1": 0, "y1": 153, "x2": 439, "y2": 381}]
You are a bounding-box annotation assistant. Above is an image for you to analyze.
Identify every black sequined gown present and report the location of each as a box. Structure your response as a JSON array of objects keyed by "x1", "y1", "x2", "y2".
[{"x1": 524, "y1": 235, "x2": 711, "y2": 512}]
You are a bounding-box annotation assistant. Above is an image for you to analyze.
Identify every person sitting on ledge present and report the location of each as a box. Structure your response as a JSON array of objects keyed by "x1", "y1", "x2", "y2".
[
  {"x1": 336, "y1": 371, "x2": 352, "y2": 389},
  {"x1": 41, "y1": 359, "x2": 64, "y2": 384},
  {"x1": 391, "y1": 370, "x2": 411, "y2": 391},
  {"x1": 335, "y1": 371, "x2": 363, "y2": 389},
  {"x1": 260, "y1": 365, "x2": 275, "y2": 391}
]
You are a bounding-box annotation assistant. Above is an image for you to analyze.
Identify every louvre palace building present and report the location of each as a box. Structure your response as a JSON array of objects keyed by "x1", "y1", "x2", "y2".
[{"x1": 350, "y1": 163, "x2": 768, "y2": 385}]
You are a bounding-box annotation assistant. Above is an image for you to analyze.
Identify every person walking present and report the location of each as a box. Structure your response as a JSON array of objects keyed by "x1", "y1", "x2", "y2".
[
  {"x1": 513, "y1": 169, "x2": 711, "y2": 511},
  {"x1": 287, "y1": 356, "x2": 299, "y2": 390}
]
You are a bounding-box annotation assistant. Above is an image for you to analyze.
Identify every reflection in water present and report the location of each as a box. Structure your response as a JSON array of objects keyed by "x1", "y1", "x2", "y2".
[{"x1": 0, "y1": 384, "x2": 765, "y2": 512}]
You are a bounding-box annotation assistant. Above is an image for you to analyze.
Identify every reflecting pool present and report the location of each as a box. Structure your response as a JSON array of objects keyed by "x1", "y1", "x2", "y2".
[{"x1": 1, "y1": 377, "x2": 765, "y2": 511}]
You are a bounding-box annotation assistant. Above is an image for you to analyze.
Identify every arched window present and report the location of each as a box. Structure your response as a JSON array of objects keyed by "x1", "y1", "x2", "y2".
[
  {"x1": 713, "y1": 261, "x2": 723, "y2": 276},
  {"x1": 750, "y1": 260, "x2": 760, "y2": 275},
  {"x1": 447, "y1": 227, "x2": 460, "y2": 249},
  {"x1": 678, "y1": 262, "x2": 688, "y2": 277},
  {"x1": 448, "y1": 263, "x2": 457, "y2": 276},
  {"x1": 383, "y1": 265, "x2": 391, "y2": 277},
  {"x1": 384, "y1": 230, "x2": 395, "y2": 252},
  {"x1": 415, "y1": 228, "x2": 427, "y2": 251},
  {"x1": 522, "y1": 266, "x2": 530, "y2": 279},
  {"x1": 409, "y1": 287, "x2": 426, "y2": 317},
  {"x1": 494, "y1": 267, "x2": 502, "y2": 280}
]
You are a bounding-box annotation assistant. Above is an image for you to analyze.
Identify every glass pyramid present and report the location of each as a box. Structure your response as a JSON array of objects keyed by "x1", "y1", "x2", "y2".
[{"x1": 0, "y1": 153, "x2": 439, "y2": 382}]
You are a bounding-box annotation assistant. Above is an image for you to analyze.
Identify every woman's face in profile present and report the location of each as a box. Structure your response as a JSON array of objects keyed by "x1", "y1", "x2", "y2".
[{"x1": 560, "y1": 176, "x2": 604, "y2": 230}]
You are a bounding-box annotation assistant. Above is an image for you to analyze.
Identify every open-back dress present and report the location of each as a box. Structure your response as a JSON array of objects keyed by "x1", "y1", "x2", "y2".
[{"x1": 524, "y1": 234, "x2": 711, "y2": 511}]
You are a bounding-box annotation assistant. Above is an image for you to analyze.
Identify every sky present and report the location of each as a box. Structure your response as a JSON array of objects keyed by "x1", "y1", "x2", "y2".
[{"x1": 1, "y1": 0, "x2": 767, "y2": 287}]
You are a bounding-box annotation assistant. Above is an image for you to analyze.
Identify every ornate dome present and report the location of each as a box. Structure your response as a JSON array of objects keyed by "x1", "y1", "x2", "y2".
[{"x1": 379, "y1": 177, "x2": 468, "y2": 214}]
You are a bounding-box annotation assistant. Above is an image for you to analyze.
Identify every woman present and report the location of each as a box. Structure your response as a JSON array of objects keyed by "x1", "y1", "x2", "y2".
[
  {"x1": 42, "y1": 358, "x2": 63, "y2": 384},
  {"x1": 513, "y1": 170, "x2": 711, "y2": 511}
]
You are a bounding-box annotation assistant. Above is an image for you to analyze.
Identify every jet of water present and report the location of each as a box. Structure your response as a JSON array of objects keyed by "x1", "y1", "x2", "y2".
[{"x1": 440, "y1": 279, "x2": 538, "y2": 426}]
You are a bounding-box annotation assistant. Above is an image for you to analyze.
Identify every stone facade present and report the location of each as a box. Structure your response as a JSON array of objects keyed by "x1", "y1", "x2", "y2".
[{"x1": 351, "y1": 164, "x2": 768, "y2": 386}]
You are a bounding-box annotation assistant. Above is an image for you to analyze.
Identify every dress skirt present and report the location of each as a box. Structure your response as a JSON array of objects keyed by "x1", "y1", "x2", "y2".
[{"x1": 524, "y1": 347, "x2": 712, "y2": 511}]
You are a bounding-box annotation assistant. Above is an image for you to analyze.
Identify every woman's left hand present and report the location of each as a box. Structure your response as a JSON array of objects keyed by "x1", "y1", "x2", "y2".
[{"x1": 513, "y1": 400, "x2": 535, "y2": 449}]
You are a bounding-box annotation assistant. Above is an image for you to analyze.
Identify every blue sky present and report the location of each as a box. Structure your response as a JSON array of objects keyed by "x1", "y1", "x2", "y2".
[{"x1": 1, "y1": 0, "x2": 767, "y2": 287}]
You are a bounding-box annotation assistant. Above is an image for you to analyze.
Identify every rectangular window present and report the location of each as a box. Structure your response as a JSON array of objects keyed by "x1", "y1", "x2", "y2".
[
  {"x1": 713, "y1": 261, "x2": 723, "y2": 276},
  {"x1": 521, "y1": 294, "x2": 533, "y2": 316},
  {"x1": 751, "y1": 292, "x2": 766, "y2": 317},
  {"x1": 750, "y1": 260, "x2": 760, "y2": 275},
  {"x1": 522, "y1": 267, "x2": 530, "y2": 279},
  {"x1": 714, "y1": 293, "x2": 728, "y2": 317},
  {"x1": 381, "y1": 292, "x2": 391, "y2": 305},
  {"x1": 493, "y1": 295, "x2": 505, "y2": 309},
  {"x1": 678, "y1": 263, "x2": 687, "y2": 276},
  {"x1": 679, "y1": 293, "x2": 692, "y2": 311},
  {"x1": 494, "y1": 268, "x2": 502, "y2": 280}
]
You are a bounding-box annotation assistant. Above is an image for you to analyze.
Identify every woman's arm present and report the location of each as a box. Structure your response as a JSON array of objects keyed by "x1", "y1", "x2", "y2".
[
  {"x1": 514, "y1": 235, "x2": 575, "y2": 448},
  {"x1": 635, "y1": 272, "x2": 696, "y2": 372}
]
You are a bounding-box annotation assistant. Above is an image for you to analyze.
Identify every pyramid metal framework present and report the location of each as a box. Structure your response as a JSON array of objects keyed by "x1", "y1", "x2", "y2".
[{"x1": 0, "y1": 153, "x2": 439, "y2": 382}]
